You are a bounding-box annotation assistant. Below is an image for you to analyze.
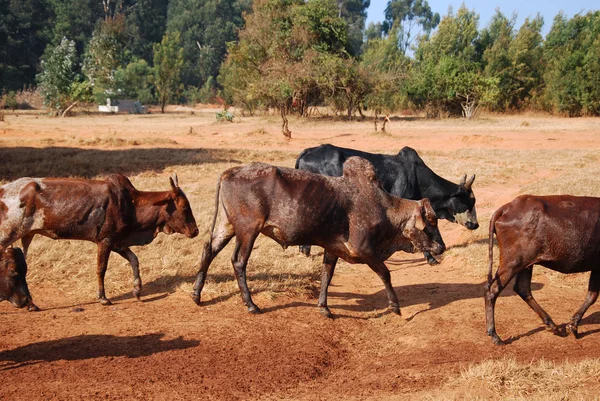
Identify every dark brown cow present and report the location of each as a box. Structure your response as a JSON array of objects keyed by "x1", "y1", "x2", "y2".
[
  {"x1": 0, "y1": 247, "x2": 37, "y2": 310},
  {"x1": 485, "y1": 195, "x2": 600, "y2": 345},
  {"x1": 0, "y1": 174, "x2": 199, "y2": 306},
  {"x1": 192, "y1": 157, "x2": 445, "y2": 317}
]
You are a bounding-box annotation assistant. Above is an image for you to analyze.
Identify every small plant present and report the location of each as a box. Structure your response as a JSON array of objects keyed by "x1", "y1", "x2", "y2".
[
  {"x1": 216, "y1": 110, "x2": 234, "y2": 122},
  {"x1": 4, "y1": 91, "x2": 18, "y2": 110}
]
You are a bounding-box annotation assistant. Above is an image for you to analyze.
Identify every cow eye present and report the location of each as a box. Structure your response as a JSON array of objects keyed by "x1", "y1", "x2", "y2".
[{"x1": 8, "y1": 268, "x2": 18, "y2": 278}]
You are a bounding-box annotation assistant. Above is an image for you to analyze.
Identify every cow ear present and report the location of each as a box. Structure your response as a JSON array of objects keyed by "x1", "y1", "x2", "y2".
[
  {"x1": 419, "y1": 199, "x2": 437, "y2": 226},
  {"x1": 459, "y1": 174, "x2": 467, "y2": 186}
]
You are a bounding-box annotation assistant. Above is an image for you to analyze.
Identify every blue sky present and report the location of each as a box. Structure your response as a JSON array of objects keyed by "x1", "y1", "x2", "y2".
[{"x1": 366, "y1": 0, "x2": 598, "y2": 36}]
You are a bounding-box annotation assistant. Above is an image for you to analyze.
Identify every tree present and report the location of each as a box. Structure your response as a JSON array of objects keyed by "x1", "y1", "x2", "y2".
[
  {"x1": 335, "y1": 0, "x2": 370, "y2": 56},
  {"x1": 125, "y1": 0, "x2": 169, "y2": 63},
  {"x1": 114, "y1": 58, "x2": 154, "y2": 103},
  {"x1": 37, "y1": 37, "x2": 92, "y2": 115},
  {"x1": 166, "y1": 0, "x2": 250, "y2": 87},
  {"x1": 0, "y1": 0, "x2": 53, "y2": 91},
  {"x1": 152, "y1": 31, "x2": 184, "y2": 113},
  {"x1": 383, "y1": 0, "x2": 440, "y2": 54}
]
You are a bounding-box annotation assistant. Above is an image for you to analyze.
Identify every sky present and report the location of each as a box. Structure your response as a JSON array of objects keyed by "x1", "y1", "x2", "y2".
[{"x1": 366, "y1": 0, "x2": 599, "y2": 37}]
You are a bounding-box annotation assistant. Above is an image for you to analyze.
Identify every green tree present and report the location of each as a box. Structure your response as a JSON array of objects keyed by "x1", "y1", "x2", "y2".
[
  {"x1": 152, "y1": 31, "x2": 184, "y2": 113},
  {"x1": 125, "y1": 0, "x2": 169, "y2": 63},
  {"x1": 166, "y1": 0, "x2": 250, "y2": 87},
  {"x1": 37, "y1": 37, "x2": 92, "y2": 115},
  {"x1": 0, "y1": 0, "x2": 53, "y2": 91},
  {"x1": 336, "y1": 0, "x2": 371, "y2": 56},
  {"x1": 114, "y1": 58, "x2": 154, "y2": 103},
  {"x1": 383, "y1": 0, "x2": 440, "y2": 54}
]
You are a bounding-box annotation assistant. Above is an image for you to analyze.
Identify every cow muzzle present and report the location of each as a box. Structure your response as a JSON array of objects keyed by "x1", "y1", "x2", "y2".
[
  {"x1": 453, "y1": 208, "x2": 478, "y2": 230},
  {"x1": 431, "y1": 241, "x2": 445, "y2": 256},
  {"x1": 187, "y1": 227, "x2": 200, "y2": 238}
]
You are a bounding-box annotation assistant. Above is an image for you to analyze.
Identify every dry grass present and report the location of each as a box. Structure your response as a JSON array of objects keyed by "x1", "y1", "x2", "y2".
[{"x1": 423, "y1": 356, "x2": 600, "y2": 400}]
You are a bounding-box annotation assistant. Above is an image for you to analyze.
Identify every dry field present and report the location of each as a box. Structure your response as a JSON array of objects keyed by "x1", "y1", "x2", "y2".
[{"x1": 1, "y1": 109, "x2": 600, "y2": 400}]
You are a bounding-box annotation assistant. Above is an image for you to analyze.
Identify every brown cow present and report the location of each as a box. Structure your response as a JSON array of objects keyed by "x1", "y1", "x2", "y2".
[
  {"x1": 0, "y1": 247, "x2": 37, "y2": 310},
  {"x1": 485, "y1": 195, "x2": 600, "y2": 345},
  {"x1": 192, "y1": 157, "x2": 445, "y2": 317},
  {"x1": 0, "y1": 174, "x2": 199, "y2": 306}
]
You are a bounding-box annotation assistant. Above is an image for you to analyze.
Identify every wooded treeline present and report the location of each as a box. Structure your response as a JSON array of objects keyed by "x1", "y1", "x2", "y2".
[{"x1": 1, "y1": 0, "x2": 599, "y2": 122}]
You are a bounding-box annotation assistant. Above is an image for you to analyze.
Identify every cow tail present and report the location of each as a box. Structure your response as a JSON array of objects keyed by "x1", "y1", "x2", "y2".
[{"x1": 487, "y1": 208, "x2": 502, "y2": 286}]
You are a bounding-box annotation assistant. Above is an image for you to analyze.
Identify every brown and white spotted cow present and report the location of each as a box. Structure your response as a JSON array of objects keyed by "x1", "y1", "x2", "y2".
[
  {"x1": 192, "y1": 157, "x2": 446, "y2": 317},
  {"x1": 0, "y1": 174, "x2": 199, "y2": 307}
]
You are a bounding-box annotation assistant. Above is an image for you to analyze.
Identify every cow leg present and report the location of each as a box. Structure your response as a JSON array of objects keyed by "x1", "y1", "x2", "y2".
[
  {"x1": 424, "y1": 251, "x2": 439, "y2": 265},
  {"x1": 513, "y1": 267, "x2": 558, "y2": 334},
  {"x1": 567, "y1": 270, "x2": 600, "y2": 338},
  {"x1": 299, "y1": 245, "x2": 311, "y2": 257},
  {"x1": 231, "y1": 231, "x2": 261, "y2": 314},
  {"x1": 96, "y1": 241, "x2": 113, "y2": 306},
  {"x1": 114, "y1": 247, "x2": 142, "y2": 300},
  {"x1": 21, "y1": 233, "x2": 35, "y2": 259},
  {"x1": 317, "y1": 252, "x2": 338, "y2": 318},
  {"x1": 192, "y1": 226, "x2": 235, "y2": 305},
  {"x1": 367, "y1": 262, "x2": 400, "y2": 315},
  {"x1": 484, "y1": 264, "x2": 521, "y2": 345}
]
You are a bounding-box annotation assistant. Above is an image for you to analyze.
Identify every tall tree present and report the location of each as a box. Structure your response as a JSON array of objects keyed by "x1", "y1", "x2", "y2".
[
  {"x1": 167, "y1": 0, "x2": 251, "y2": 88},
  {"x1": 383, "y1": 0, "x2": 440, "y2": 54},
  {"x1": 0, "y1": 0, "x2": 53, "y2": 91},
  {"x1": 125, "y1": 0, "x2": 169, "y2": 63},
  {"x1": 152, "y1": 31, "x2": 184, "y2": 113},
  {"x1": 336, "y1": 0, "x2": 370, "y2": 56}
]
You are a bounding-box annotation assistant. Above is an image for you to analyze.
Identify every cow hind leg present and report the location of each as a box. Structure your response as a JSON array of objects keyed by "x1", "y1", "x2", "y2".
[
  {"x1": 96, "y1": 241, "x2": 113, "y2": 306},
  {"x1": 114, "y1": 247, "x2": 141, "y2": 300},
  {"x1": 317, "y1": 252, "x2": 338, "y2": 318},
  {"x1": 567, "y1": 270, "x2": 600, "y2": 338},
  {"x1": 231, "y1": 230, "x2": 261, "y2": 314},
  {"x1": 192, "y1": 223, "x2": 235, "y2": 305},
  {"x1": 513, "y1": 267, "x2": 558, "y2": 334},
  {"x1": 367, "y1": 261, "x2": 400, "y2": 315},
  {"x1": 485, "y1": 263, "x2": 522, "y2": 345}
]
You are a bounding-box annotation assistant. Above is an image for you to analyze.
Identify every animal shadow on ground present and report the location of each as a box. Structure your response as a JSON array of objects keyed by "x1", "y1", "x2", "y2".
[
  {"x1": 0, "y1": 333, "x2": 199, "y2": 370},
  {"x1": 0, "y1": 146, "x2": 290, "y2": 179}
]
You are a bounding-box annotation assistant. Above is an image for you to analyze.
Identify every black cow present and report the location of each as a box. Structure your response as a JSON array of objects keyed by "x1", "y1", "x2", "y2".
[{"x1": 295, "y1": 144, "x2": 478, "y2": 264}]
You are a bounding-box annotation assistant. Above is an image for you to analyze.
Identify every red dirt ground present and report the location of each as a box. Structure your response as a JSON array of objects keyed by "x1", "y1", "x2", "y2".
[{"x1": 1, "y1": 113, "x2": 600, "y2": 400}]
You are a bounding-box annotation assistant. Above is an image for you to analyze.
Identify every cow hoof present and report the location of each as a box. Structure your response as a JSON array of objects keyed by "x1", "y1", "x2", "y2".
[
  {"x1": 566, "y1": 323, "x2": 579, "y2": 339},
  {"x1": 545, "y1": 322, "x2": 559, "y2": 334},
  {"x1": 191, "y1": 293, "x2": 201, "y2": 306},
  {"x1": 319, "y1": 306, "x2": 333, "y2": 319},
  {"x1": 27, "y1": 303, "x2": 40, "y2": 312},
  {"x1": 99, "y1": 298, "x2": 113, "y2": 306},
  {"x1": 390, "y1": 306, "x2": 401, "y2": 316},
  {"x1": 248, "y1": 305, "x2": 262, "y2": 314},
  {"x1": 490, "y1": 334, "x2": 505, "y2": 346},
  {"x1": 427, "y1": 257, "x2": 439, "y2": 266},
  {"x1": 133, "y1": 289, "x2": 142, "y2": 301}
]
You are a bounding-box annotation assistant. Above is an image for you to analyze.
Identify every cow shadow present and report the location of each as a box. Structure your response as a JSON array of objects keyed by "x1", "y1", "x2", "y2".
[
  {"x1": 0, "y1": 333, "x2": 199, "y2": 370},
  {"x1": 0, "y1": 146, "x2": 294, "y2": 180}
]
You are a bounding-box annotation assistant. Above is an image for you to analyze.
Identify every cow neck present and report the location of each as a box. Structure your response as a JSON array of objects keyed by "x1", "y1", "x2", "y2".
[
  {"x1": 416, "y1": 166, "x2": 459, "y2": 206},
  {"x1": 131, "y1": 190, "x2": 169, "y2": 230}
]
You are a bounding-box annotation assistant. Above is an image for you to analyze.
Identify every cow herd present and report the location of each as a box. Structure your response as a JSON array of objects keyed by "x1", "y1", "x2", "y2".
[{"x1": 1, "y1": 144, "x2": 599, "y2": 346}]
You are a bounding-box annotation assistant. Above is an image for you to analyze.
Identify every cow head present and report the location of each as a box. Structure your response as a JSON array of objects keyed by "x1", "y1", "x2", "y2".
[
  {"x1": 155, "y1": 174, "x2": 199, "y2": 238},
  {"x1": 0, "y1": 247, "x2": 33, "y2": 309},
  {"x1": 437, "y1": 174, "x2": 478, "y2": 230},
  {"x1": 403, "y1": 199, "x2": 445, "y2": 255}
]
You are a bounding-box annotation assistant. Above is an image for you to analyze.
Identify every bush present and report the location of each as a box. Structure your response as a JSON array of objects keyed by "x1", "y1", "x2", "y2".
[
  {"x1": 3, "y1": 91, "x2": 18, "y2": 110},
  {"x1": 216, "y1": 110, "x2": 234, "y2": 122}
]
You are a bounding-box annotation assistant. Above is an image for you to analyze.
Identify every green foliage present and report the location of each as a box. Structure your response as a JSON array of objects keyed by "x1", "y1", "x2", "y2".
[
  {"x1": 335, "y1": 0, "x2": 370, "y2": 56},
  {"x1": 114, "y1": 58, "x2": 154, "y2": 104},
  {"x1": 2, "y1": 91, "x2": 18, "y2": 110},
  {"x1": 152, "y1": 31, "x2": 185, "y2": 113},
  {"x1": 216, "y1": 109, "x2": 234, "y2": 122},
  {"x1": 542, "y1": 11, "x2": 600, "y2": 116},
  {"x1": 37, "y1": 37, "x2": 92, "y2": 113},
  {"x1": 166, "y1": 0, "x2": 250, "y2": 87},
  {"x1": 184, "y1": 77, "x2": 217, "y2": 105},
  {"x1": 384, "y1": 0, "x2": 440, "y2": 54},
  {"x1": 125, "y1": 0, "x2": 169, "y2": 63}
]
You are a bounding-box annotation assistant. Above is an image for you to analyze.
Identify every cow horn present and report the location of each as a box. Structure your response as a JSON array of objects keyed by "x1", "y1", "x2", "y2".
[
  {"x1": 465, "y1": 174, "x2": 475, "y2": 190},
  {"x1": 169, "y1": 173, "x2": 179, "y2": 190},
  {"x1": 459, "y1": 174, "x2": 467, "y2": 186}
]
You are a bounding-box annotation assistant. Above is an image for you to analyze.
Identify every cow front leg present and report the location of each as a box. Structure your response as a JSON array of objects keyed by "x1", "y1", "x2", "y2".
[
  {"x1": 317, "y1": 252, "x2": 338, "y2": 318},
  {"x1": 424, "y1": 251, "x2": 439, "y2": 265},
  {"x1": 96, "y1": 241, "x2": 113, "y2": 306},
  {"x1": 114, "y1": 247, "x2": 141, "y2": 300},
  {"x1": 367, "y1": 262, "x2": 400, "y2": 315},
  {"x1": 21, "y1": 233, "x2": 35, "y2": 259},
  {"x1": 231, "y1": 231, "x2": 260, "y2": 314},
  {"x1": 567, "y1": 270, "x2": 600, "y2": 338},
  {"x1": 513, "y1": 267, "x2": 558, "y2": 334},
  {"x1": 299, "y1": 245, "x2": 311, "y2": 257}
]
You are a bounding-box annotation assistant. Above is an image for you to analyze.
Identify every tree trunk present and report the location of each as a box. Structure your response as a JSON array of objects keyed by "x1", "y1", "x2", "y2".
[
  {"x1": 280, "y1": 105, "x2": 291, "y2": 139},
  {"x1": 161, "y1": 98, "x2": 166, "y2": 114},
  {"x1": 374, "y1": 111, "x2": 378, "y2": 132},
  {"x1": 61, "y1": 101, "x2": 78, "y2": 117}
]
